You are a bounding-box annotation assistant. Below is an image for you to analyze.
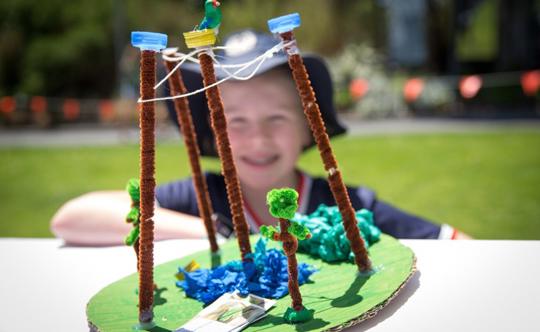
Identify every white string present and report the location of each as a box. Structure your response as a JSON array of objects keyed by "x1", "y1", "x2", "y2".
[
  {"x1": 162, "y1": 53, "x2": 200, "y2": 63},
  {"x1": 153, "y1": 48, "x2": 201, "y2": 90},
  {"x1": 138, "y1": 41, "x2": 293, "y2": 104},
  {"x1": 208, "y1": 49, "x2": 270, "y2": 81},
  {"x1": 159, "y1": 41, "x2": 289, "y2": 68},
  {"x1": 139, "y1": 51, "x2": 269, "y2": 103}
]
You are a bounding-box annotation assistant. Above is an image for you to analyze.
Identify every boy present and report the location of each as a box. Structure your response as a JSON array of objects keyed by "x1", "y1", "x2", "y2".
[{"x1": 51, "y1": 30, "x2": 468, "y2": 245}]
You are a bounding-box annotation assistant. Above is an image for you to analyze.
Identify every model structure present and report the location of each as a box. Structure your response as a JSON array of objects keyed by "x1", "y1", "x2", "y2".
[
  {"x1": 261, "y1": 188, "x2": 313, "y2": 323},
  {"x1": 86, "y1": 10, "x2": 417, "y2": 332}
]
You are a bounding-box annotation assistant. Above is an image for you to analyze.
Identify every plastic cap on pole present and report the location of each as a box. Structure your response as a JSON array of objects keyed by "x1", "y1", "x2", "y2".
[
  {"x1": 267, "y1": 13, "x2": 301, "y2": 34},
  {"x1": 131, "y1": 31, "x2": 168, "y2": 51}
]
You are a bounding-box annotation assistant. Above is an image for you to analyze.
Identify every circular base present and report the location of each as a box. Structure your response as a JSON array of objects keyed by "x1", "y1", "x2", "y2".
[{"x1": 87, "y1": 234, "x2": 415, "y2": 331}]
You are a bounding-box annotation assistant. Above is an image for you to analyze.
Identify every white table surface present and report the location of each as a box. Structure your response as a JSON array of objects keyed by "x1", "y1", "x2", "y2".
[{"x1": 1, "y1": 238, "x2": 539, "y2": 332}]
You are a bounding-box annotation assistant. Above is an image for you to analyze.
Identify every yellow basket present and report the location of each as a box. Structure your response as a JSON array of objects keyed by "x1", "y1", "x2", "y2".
[{"x1": 183, "y1": 29, "x2": 216, "y2": 48}]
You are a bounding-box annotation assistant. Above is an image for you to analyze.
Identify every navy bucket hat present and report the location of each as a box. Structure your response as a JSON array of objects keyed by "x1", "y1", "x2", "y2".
[{"x1": 166, "y1": 29, "x2": 346, "y2": 157}]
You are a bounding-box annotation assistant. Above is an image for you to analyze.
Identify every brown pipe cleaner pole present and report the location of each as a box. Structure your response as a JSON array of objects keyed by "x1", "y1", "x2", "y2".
[
  {"x1": 164, "y1": 60, "x2": 219, "y2": 253},
  {"x1": 279, "y1": 218, "x2": 303, "y2": 311},
  {"x1": 198, "y1": 50, "x2": 252, "y2": 261},
  {"x1": 280, "y1": 31, "x2": 371, "y2": 272},
  {"x1": 138, "y1": 50, "x2": 156, "y2": 324}
]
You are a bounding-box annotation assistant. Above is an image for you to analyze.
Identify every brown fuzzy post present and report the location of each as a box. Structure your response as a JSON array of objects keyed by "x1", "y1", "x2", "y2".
[
  {"x1": 138, "y1": 50, "x2": 156, "y2": 323},
  {"x1": 280, "y1": 31, "x2": 372, "y2": 272},
  {"x1": 164, "y1": 60, "x2": 219, "y2": 253},
  {"x1": 198, "y1": 51, "x2": 252, "y2": 261},
  {"x1": 279, "y1": 218, "x2": 303, "y2": 311}
]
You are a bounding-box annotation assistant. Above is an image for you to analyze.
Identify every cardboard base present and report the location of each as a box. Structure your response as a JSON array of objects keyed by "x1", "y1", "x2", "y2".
[{"x1": 87, "y1": 234, "x2": 416, "y2": 331}]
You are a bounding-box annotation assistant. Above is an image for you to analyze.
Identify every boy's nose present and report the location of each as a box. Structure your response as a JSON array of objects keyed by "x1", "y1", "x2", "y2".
[{"x1": 249, "y1": 123, "x2": 273, "y2": 146}]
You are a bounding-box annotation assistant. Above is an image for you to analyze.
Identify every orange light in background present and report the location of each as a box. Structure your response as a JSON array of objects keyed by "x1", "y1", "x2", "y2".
[
  {"x1": 520, "y1": 70, "x2": 540, "y2": 96},
  {"x1": 63, "y1": 99, "x2": 80, "y2": 120},
  {"x1": 0, "y1": 96, "x2": 16, "y2": 114},
  {"x1": 349, "y1": 78, "x2": 369, "y2": 100},
  {"x1": 459, "y1": 75, "x2": 482, "y2": 99},
  {"x1": 403, "y1": 78, "x2": 424, "y2": 103},
  {"x1": 30, "y1": 96, "x2": 47, "y2": 114},
  {"x1": 99, "y1": 100, "x2": 114, "y2": 122}
]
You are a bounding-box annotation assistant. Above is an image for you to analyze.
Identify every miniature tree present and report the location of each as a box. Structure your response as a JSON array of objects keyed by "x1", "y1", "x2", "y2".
[
  {"x1": 124, "y1": 178, "x2": 141, "y2": 269},
  {"x1": 268, "y1": 13, "x2": 372, "y2": 273},
  {"x1": 261, "y1": 188, "x2": 313, "y2": 324}
]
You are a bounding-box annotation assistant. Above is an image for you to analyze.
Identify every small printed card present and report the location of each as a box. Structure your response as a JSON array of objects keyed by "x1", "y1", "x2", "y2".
[{"x1": 175, "y1": 292, "x2": 276, "y2": 332}]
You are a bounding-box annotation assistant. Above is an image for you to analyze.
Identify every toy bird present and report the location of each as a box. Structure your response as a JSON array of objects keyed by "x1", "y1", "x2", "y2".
[{"x1": 199, "y1": 0, "x2": 222, "y2": 32}]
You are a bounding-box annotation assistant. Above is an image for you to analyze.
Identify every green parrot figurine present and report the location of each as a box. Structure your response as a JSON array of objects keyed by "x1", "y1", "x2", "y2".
[{"x1": 199, "y1": 0, "x2": 222, "y2": 31}]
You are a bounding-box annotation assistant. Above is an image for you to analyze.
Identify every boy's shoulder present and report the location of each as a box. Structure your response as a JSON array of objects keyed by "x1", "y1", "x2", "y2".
[
  {"x1": 306, "y1": 174, "x2": 376, "y2": 212},
  {"x1": 306, "y1": 173, "x2": 441, "y2": 239},
  {"x1": 155, "y1": 172, "x2": 227, "y2": 214}
]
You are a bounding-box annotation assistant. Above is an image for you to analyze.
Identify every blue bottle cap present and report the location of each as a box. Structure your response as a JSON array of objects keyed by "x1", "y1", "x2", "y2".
[
  {"x1": 131, "y1": 31, "x2": 168, "y2": 51},
  {"x1": 267, "y1": 13, "x2": 301, "y2": 34}
]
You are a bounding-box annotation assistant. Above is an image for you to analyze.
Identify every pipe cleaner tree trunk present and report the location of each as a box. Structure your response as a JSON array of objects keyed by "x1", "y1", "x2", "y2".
[
  {"x1": 197, "y1": 49, "x2": 252, "y2": 262},
  {"x1": 262, "y1": 188, "x2": 313, "y2": 324},
  {"x1": 164, "y1": 60, "x2": 219, "y2": 255},
  {"x1": 137, "y1": 49, "x2": 156, "y2": 325},
  {"x1": 279, "y1": 30, "x2": 371, "y2": 273}
]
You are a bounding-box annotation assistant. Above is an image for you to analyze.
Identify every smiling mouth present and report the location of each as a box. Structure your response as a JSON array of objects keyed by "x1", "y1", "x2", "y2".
[{"x1": 241, "y1": 155, "x2": 279, "y2": 167}]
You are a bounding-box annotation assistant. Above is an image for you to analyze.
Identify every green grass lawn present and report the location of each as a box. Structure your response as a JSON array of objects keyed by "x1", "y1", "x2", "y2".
[{"x1": 1, "y1": 130, "x2": 539, "y2": 239}]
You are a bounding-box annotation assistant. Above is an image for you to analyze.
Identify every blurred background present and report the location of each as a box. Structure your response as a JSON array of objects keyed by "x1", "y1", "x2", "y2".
[{"x1": 1, "y1": 0, "x2": 539, "y2": 240}]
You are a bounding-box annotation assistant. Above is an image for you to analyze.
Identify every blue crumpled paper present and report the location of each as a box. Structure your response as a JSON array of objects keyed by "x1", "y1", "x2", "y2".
[
  {"x1": 176, "y1": 238, "x2": 317, "y2": 305},
  {"x1": 293, "y1": 204, "x2": 381, "y2": 263}
]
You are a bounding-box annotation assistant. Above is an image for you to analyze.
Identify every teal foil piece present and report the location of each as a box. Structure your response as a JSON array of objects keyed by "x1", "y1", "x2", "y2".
[{"x1": 293, "y1": 204, "x2": 381, "y2": 262}]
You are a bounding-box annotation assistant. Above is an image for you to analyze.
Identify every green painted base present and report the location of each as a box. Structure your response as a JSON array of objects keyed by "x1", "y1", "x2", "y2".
[{"x1": 87, "y1": 234, "x2": 415, "y2": 332}]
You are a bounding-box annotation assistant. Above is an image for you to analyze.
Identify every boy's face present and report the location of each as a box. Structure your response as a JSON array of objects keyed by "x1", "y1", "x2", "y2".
[{"x1": 220, "y1": 68, "x2": 310, "y2": 190}]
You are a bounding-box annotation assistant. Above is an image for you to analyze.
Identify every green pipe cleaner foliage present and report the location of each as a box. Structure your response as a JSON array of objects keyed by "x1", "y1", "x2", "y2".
[
  {"x1": 266, "y1": 188, "x2": 299, "y2": 220},
  {"x1": 260, "y1": 225, "x2": 279, "y2": 240},
  {"x1": 287, "y1": 221, "x2": 311, "y2": 241},
  {"x1": 124, "y1": 178, "x2": 141, "y2": 246},
  {"x1": 126, "y1": 178, "x2": 140, "y2": 202}
]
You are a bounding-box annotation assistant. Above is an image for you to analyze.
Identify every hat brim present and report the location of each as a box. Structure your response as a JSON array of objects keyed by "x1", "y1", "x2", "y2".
[{"x1": 165, "y1": 54, "x2": 346, "y2": 157}]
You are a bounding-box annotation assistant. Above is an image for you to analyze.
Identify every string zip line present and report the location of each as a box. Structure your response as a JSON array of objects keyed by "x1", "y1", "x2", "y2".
[{"x1": 138, "y1": 41, "x2": 293, "y2": 104}]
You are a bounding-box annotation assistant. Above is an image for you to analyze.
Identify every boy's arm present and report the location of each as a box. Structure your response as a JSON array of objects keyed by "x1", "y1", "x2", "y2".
[
  {"x1": 50, "y1": 191, "x2": 207, "y2": 246},
  {"x1": 454, "y1": 231, "x2": 473, "y2": 239}
]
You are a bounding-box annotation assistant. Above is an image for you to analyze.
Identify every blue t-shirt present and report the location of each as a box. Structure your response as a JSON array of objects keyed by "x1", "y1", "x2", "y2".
[{"x1": 156, "y1": 172, "x2": 443, "y2": 239}]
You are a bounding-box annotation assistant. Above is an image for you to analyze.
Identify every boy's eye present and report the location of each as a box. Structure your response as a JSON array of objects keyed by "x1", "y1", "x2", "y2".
[
  {"x1": 267, "y1": 115, "x2": 287, "y2": 123},
  {"x1": 228, "y1": 117, "x2": 248, "y2": 125}
]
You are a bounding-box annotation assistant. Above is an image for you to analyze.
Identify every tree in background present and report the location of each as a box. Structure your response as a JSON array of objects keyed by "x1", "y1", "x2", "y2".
[
  {"x1": 0, "y1": 0, "x2": 379, "y2": 98},
  {"x1": 0, "y1": 1, "x2": 115, "y2": 97}
]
